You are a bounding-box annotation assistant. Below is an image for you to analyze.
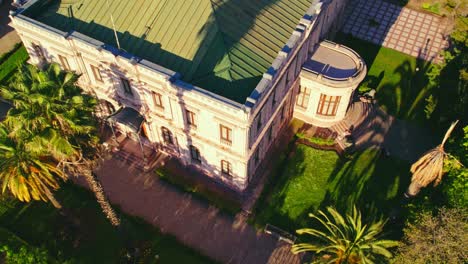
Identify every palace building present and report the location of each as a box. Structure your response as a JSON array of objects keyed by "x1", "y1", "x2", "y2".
[{"x1": 10, "y1": 0, "x2": 366, "y2": 191}]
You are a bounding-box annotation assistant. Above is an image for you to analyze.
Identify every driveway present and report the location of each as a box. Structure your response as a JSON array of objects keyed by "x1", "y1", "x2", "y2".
[
  {"x1": 93, "y1": 158, "x2": 303, "y2": 264},
  {"x1": 0, "y1": 0, "x2": 20, "y2": 54}
]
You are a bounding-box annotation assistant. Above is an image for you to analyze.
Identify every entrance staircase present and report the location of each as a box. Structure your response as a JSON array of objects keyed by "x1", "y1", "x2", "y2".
[
  {"x1": 331, "y1": 101, "x2": 375, "y2": 149},
  {"x1": 113, "y1": 138, "x2": 168, "y2": 171}
]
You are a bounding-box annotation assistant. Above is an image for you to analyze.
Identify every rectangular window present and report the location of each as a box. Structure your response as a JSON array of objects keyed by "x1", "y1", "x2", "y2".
[
  {"x1": 162, "y1": 127, "x2": 173, "y2": 145},
  {"x1": 280, "y1": 106, "x2": 285, "y2": 121},
  {"x1": 317, "y1": 94, "x2": 341, "y2": 116},
  {"x1": 185, "y1": 109, "x2": 196, "y2": 128},
  {"x1": 268, "y1": 126, "x2": 273, "y2": 141},
  {"x1": 271, "y1": 89, "x2": 277, "y2": 107},
  {"x1": 152, "y1": 92, "x2": 164, "y2": 109},
  {"x1": 296, "y1": 86, "x2": 311, "y2": 109},
  {"x1": 91, "y1": 65, "x2": 103, "y2": 82},
  {"x1": 32, "y1": 43, "x2": 45, "y2": 62},
  {"x1": 221, "y1": 160, "x2": 232, "y2": 176},
  {"x1": 256, "y1": 114, "x2": 262, "y2": 131},
  {"x1": 120, "y1": 78, "x2": 133, "y2": 96},
  {"x1": 190, "y1": 145, "x2": 201, "y2": 164},
  {"x1": 58, "y1": 55, "x2": 70, "y2": 71},
  {"x1": 254, "y1": 147, "x2": 260, "y2": 165},
  {"x1": 220, "y1": 125, "x2": 232, "y2": 145}
]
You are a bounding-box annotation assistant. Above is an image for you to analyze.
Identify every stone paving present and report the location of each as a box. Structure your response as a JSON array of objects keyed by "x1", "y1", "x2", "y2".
[
  {"x1": 92, "y1": 158, "x2": 303, "y2": 264},
  {"x1": 342, "y1": 0, "x2": 449, "y2": 63},
  {"x1": 0, "y1": 1, "x2": 20, "y2": 55}
]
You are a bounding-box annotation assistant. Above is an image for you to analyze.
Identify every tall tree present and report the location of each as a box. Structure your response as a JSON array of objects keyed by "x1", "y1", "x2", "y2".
[
  {"x1": 406, "y1": 120, "x2": 460, "y2": 197},
  {"x1": 0, "y1": 63, "x2": 120, "y2": 226},
  {"x1": 393, "y1": 207, "x2": 467, "y2": 263},
  {"x1": 292, "y1": 207, "x2": 398, "y2": 264},
  {"x1": 0, "y1": 124, "x2": 66, "y2": 208}
]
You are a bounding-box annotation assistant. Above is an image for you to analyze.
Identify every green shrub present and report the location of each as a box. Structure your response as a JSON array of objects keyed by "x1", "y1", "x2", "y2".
[
  {"x1": 296, "y1": 133, "x2": 335, "y2": 146},
  {"x1": 422, "y1": 2, "x2": 441, "y2": 14},
  {"x1": 0, "y1": 245, "x2": 49, "y2": 264},
  {"x1": 155, "y1": 168, "x2": 241, "y2": 215}
]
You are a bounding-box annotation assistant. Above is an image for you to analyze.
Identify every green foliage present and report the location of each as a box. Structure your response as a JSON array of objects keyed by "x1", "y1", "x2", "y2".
[
  {"x1": 335, "y1": 34, "x2": 433, "y2": 123},
  {"x1": 253, "y1": 146, "x2": 340, "y2": 230},
  {"x1": 155, "y1": 168, "x2": 241, "y2": 215},
  {"x1": 292, "y1": 207, "x2": 398, "y2": 264},
  {"x1": 394, "y1": 207, "x2": 468, "y2": 263},
  {"x1": 0, "y1": 183, "x2": 215, "y2": 264},
  {"x1": 0, "y1": 63, "x2": 98, "y2": 206},
  {"x1": 0, "y1": 245, "x2": 49, "y2": 264},
  {"x1": 252, "y1": 146, "x2": 410, "y2": 232},
  {"x1": 441, "y1": 168, "x2": 468, "y2": 208},
  {"x1": 423, "y1": 95, "x2": 437, "y2": 119},
  {"x1": 296, "y1": 133, "x2": 335, "y2": 146},
  {"x1": 422, "y1": 2, "x2": 441, "y2": 14},
  {"x1": 0, "y1": 46, "x2": 29, "y2": 84}
]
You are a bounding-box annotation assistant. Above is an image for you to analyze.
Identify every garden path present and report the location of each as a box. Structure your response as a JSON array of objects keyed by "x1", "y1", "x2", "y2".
[
  {"x1": 93, "y1": 158, "x2": 302, "y2": 264},
  {"x1": 342, "y1": 0, "x2": 448, "y2": 63},
  {"x1": 333, "y1": 101, "x2": 436, "y2": 162},
  {"x1": 0, "y1": 1, "x2": 20, "y2": 54},
  {"x1": 355, "y1": 105, "x2": 436, "y2": 162}
]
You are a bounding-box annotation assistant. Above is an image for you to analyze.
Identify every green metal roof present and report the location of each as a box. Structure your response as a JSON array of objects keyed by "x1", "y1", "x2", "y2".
[{"x1": 25, "y1": 0, "x2": 312, "y2": 103}]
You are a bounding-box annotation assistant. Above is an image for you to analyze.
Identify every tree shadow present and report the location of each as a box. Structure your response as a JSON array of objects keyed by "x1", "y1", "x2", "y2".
[
  {"x1": 377, "y1": 55, "x2": 433, "y2": 122},
  {"x1": 334, "y1": 33, "x2": 382, "y2": 68},
  {"x1": 319, "y1": 149, "x2": 411, "y2": 228}
]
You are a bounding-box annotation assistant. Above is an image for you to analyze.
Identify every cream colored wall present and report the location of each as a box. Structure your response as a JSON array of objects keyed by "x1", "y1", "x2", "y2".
[
  {"x1": 294, "y1": 77, "x2": 356, "y2": 127},
  {"x1": 244, "y1": 0, "x2": 351, "y2": 176},
  {"x1": 12, "y1": 15, "x2": 252, "y2": 190},
  {"x1": 11, "y1": 0, "x2": 351, "y2": 191}
]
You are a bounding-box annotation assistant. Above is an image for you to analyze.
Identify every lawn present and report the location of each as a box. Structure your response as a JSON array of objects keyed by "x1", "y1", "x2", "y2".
[
  {"x1": 0, "y1": 45, "x2": 29, "y2": 83},
  {"x1": 253, "y1": 144, "x2": 410, "y2": 233},
  {"x1": 0, "y1": 183, "x2": 216, "y2": 264},
  {"x1": 334, "y1": 34, "x2": 433, "y2": 123}
]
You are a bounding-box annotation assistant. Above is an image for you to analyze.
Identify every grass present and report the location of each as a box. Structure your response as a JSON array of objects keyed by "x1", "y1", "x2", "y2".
[
  {"x1": 155, "y1": 167, "x2": 241, "y2": 215},
  {"x1": 253, "y1": 145, "x2": 340, "y2": 231},
  {"x1": 335, "y1": 34, "x2": 433, "y2": 123},
  {"x1": 422, "y1": 2, "x2": 441, "y2": 14},
  {"x1": 0, "y1": 183, "x2": 216, "y2": 264},
  {"x1": 253, "y1": 144, "x2": 411, "y2": 234},
  {"x1": 0, "y1": 45, "x2": 29, "y2": 83}
]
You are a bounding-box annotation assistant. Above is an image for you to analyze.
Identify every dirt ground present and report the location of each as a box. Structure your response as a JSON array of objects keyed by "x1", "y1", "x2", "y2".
[{"x1": 0, "y1": 0, "x2": 20, "y2": 55}]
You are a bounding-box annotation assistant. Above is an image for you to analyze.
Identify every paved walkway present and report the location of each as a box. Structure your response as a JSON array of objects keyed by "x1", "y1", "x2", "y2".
[
  {"x1": 342, "y1": 0, "x2": 448, "y2": 63},
  {"x1": 93, "y1": 159, "x2": 302, "y2": 264},
  {"x1": 0, "y1": 1, "x2": 20, "y2": 54},
  {"x1": 332, "y1": 101, "x2": 436, "y2": 162}
]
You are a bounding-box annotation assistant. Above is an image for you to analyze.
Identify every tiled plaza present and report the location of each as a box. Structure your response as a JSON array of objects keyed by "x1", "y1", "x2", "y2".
[{"x1": 342, "y1": 0, "x2": 449, "y2": 63}]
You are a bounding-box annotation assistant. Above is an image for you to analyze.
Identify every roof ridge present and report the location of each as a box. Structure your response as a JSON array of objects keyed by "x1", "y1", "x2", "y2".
[{"x1": 189, "y1": 0, "x2": 235, "y2": 83}]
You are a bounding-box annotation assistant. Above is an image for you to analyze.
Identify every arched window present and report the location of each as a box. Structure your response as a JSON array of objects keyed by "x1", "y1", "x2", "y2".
[
  {"x1": 221, "y1": 160, "x2": 232, "y2": 176},
  {"x1": 161, "y1": 127, "x2": 173, "y2": 145},
  {"x1": 189, "y1": 145, "x2": 201, "y2": 164},
  {"x1": 97, "y1": 100, "x2": 115, "y2": 116}
]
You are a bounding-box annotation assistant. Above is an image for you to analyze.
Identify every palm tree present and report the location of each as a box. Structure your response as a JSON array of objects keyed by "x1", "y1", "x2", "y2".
[
  {"x1": 1, "y1": 63, "x2": 95, "y2": 139},
  {"x1": 0, "y1": 124, "x2": 67, "y2": 209},
  {"x1": 59, "y1": 144, "x2": 121, "y2": 227},
  {"x1": 405, "y1": 120, "x2": 459, "y2": 197},
  {"x1": 0, "y1": 63, "x2": 120, "y2": 226},
  {"x1": 292, "y1": 207, "x2": 398, "y2": 264}
]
